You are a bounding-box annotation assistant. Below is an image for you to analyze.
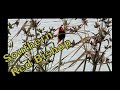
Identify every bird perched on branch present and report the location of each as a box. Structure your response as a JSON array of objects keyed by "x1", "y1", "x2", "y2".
[
  {"x1": 53, "y1": 25, "x2": 65, "y2": 44},
  {"x1": 58, "y1": 25, "x2": 65, "y2": 43}
]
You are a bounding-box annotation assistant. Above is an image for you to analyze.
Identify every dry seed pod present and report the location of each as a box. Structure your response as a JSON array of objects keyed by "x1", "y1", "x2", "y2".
[
  {"x1": 98, "y1": 55, "x2": 106, "y2": 64},
  {"x1": 14, "y1": 19, "x2": 19, "y2": 26},
  {"x1": 94, "y1": 22, "x2": 100, "y2": 28}
]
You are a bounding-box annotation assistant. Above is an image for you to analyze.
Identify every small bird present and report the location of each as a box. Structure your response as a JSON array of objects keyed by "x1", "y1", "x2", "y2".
[
  {"x1": 58, "y1": 25, "x2": 65, "y2": 44},
  {"x1": 53, "y1": 25, "x2": 65, "y2": 44}
]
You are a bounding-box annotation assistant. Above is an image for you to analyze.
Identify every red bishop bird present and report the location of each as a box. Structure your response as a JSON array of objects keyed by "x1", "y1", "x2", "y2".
[
  {"x1": 58, "y1": 25, "x2": 65, "y2": 43},
  {"x1": 53, "y1": 25, "x2": 66, "y2": 44}
]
